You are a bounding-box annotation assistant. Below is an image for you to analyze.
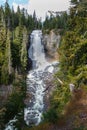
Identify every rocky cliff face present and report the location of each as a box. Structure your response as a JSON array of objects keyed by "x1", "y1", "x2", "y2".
[{"x1": 43, "y1": 30, "x2": 60, "y2": 60}]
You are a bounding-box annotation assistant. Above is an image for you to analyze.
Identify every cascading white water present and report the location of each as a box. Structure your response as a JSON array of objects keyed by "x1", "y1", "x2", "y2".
[
  {"x1": 24, "y1": 30, "x2": 59, "y2": 126},
  {"x1": 5, "y1": 30, "x2": 59, "y2": 129},
  {"x1": 24, "y1": 30, "x2": 50, "y2": 126},
  {"x1": 28, "y1": 30, "x2": 49, "y2": 70}
]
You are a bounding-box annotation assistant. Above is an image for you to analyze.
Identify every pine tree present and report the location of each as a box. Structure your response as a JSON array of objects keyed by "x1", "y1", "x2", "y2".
[
  {"x1": 70, "y1": 0, "x2": 87, "y2": 17},
  {"x1": 4, "y1": 1, "x2": 11, "y2": 28},
  {"x1": 1, "y1": 29, "x2": 12, "y2": 84},
  {"x1": 33, "y1": 10, "x2": 37, "y2": 28},
  {"x1": 20, "y1": 27, "x2": 28, "y2": 72}
]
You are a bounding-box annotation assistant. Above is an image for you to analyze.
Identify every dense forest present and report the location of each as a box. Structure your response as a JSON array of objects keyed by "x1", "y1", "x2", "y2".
[
  {"x1": 0, "y1": 1, "x2": 42, "y2": 85},
  {"x1": 28, "y1": 0, "x2": 87, "y2": 130},
  {"x1": 0, "y1": 0, "x2": 87, "y2": 130},
  {"x1": 0, "y1": 1, "x2": 42, "y2": 129}
]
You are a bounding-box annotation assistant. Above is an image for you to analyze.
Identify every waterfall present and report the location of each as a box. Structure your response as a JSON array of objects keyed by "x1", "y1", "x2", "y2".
[
  {"x1": 24, "y1": 30, "x2": 59, "y2": 126},
  {"x1": 5, "y1": 30, "x2": 59, "y2": 129},
  {"x1": 28, "y1": 30, "x2": 49, "y2": 70},
  {"x1": 24, "y1": 30, "x2": 49, "y2": 126}
]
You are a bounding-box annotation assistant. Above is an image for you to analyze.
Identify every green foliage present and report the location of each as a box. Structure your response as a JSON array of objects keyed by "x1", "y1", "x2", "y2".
[
  {"x1": 0, "y1": 1, "x2": 43, "y2": 129},
  {"x1": 0, "y1": 108, "x2": 6, "y2": 129},
  {"x1": 43, "y1": 108, "x2": 58, "y2": 123},
  {"x1": 70, "y1": 0, "x2": 87, "y2": 17},
  {"x1": 73, "y1": 126, "x2": 87, "y2": 130},
  {"x1": 52, "y1": 0, "x2": 87, "y2": 120},
  {"x1": 4, "y1": 78, "x2": 26, "y2": 123},
  {"x1": 5, "y1": 92, "x2": 23, "y2": 121},
  {"x1": 0, "y1": 1, "x2": 42, "y2": 85},
  {"x1": 44, "y1": 0, "x2": 87, "y2": 127},
  {"x1": 43, "y1": 12, "x2": 68, "y2": 31},
  {"x1": 20, "y1": 27, "x2": 28, "y2": 72},
  {"x1": 11, "y1": 26, "x2": 23, "y2": 70}
]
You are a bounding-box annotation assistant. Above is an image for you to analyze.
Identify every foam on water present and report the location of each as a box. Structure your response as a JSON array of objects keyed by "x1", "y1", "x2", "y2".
[
  {"x1": 5, "y1": 30, "x2": 59, "y2": 129},
  {"x1": 24, "y1": 30, "x2": 59, "y2": 126}
]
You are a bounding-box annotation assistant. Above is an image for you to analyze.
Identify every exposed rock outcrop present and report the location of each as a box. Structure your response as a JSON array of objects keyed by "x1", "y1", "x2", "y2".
[{"x1": 43, "y1": 30, "x2": 60, "y2": 60}]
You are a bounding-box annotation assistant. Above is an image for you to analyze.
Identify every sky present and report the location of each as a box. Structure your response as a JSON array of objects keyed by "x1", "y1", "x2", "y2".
[{"x1": 0, "y1": 0, "x2": 71, "y2": 20}]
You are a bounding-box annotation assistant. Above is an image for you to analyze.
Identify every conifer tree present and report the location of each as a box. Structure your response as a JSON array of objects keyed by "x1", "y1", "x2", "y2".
[
  {"x1": 4, "y1": 1, "x2": 11, "y2": 28},
  {"x1": 21, "y1": 27, "x2": 28, "y2": 72},
  {"x1": 1, "y1": 29, "x2": 12, "y2": 84}
]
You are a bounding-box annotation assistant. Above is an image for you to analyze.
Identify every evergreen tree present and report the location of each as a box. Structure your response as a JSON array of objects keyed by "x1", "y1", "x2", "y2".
[
  {"x1": 0, "y1": 1, "x2": 43, "y2": 129},
  {"x1": 70, "y1": 0, "x2": 87, "y2": 17},
  {"x1": 1, "y1": 29, "x2": 12, "y2": 84},
  {"x1": 4, "y1": 1, "x2": 11, "y2": 28},
  {"x1": 33, "y1": 10, "x2": 37, "y2": 28},
  {"x1": 47, "y1": 0, "x2": 87, "y2": 123},
  {"x1": 20, "y1": 27, "x2": 28, "y2": 72}
]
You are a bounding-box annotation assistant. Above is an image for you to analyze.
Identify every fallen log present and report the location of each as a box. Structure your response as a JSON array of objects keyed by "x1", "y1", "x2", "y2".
[{"x1": 43, "y1": 86, "x2": 50, "y2": 93}]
